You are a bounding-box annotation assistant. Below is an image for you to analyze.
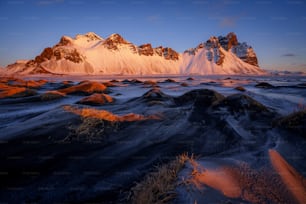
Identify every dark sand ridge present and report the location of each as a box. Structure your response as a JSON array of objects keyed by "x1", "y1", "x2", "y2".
[{"x1": 0, "y1": 76, "x2": 305, "y2": 203}]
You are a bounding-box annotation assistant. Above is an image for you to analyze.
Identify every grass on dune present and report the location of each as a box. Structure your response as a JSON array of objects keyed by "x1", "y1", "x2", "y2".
[{"x1": 130, "y1": 154, "x2": 190, "y2": 204}]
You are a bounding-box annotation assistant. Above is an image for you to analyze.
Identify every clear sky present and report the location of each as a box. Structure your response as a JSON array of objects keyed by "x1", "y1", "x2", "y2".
[{"x1": 0, "y1": 0, "x2": 305, "y2": 72}]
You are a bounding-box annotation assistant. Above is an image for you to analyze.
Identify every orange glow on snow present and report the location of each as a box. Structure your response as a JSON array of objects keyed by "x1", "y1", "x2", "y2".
[
  {"x1": 269, "y1": 149, "x2": 306, "y2": 204},
  {"x1": 188, "y1": 151, "x2": 306, "y2": 203},
  {"x1": 189, "y1": 159, "x2": 241, "y2": 198}
]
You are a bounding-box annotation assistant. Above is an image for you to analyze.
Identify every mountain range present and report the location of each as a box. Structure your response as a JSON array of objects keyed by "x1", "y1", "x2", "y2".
[{"x1": 4, "y1": 32, "x2": 264, "y2": 75}]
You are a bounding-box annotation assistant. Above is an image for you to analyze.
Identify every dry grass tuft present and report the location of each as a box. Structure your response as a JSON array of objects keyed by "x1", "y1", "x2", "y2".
[
  {"x1": 0, "y1": 77, "x2": 47, "y2": 88},
  {"x1": 188, "y1": 160, "x2": 297, "y2": 204},
  {"x1": 234, "y1": 86, "x2": 246, "y2": 92},
  {"x1": 58, "y1": 81, "x2": 107, "y2": 95},
  {"x1": 77, "y1": 93, "x2": 114, "y2": 105},
  {"x1": 222, "y1": 163, "x2": 292, "y2": 203},
  {"x1": 278, "y1": 109, "x2": 306, "y2": 127},
  {"x1": 0, "y1": 78, "x2": 43, "y2": 99},
  {"x1": 63, "y1": 105, "x2": 161, "y2": 122},
  {"x1": 66, "y1": 116, "x2": 119, "y2": 142},
  {"x1": 0, "y1": 83, "x2": 37, "y2": 99},
  {"x1": 130, "y1": 154, "x2": 189, "y2": 204},
  {"x1": 143, "y1": 80, "x2": 158, "y2": 86},
  {"x1": 180, "y1": 82, "x2": 188, "y2": 87},
  {"x1": 63, "y1": 105, "x2": 161, "y2": 142},
  {"x1": 273, "y1": 109, "x2": 306, "y2": 136},
  {"x1": 0, "y1": 85, "x2": 26, "y2": 99},
  {"x1": 10, "y1": 79, "x2": 47, "y2": 88},
  {"x1": 40, "y1": 90, "x2": 66, "y2": 101}
]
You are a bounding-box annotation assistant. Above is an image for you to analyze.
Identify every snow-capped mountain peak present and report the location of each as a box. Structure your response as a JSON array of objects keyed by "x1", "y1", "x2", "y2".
[
  {"x1": 57, "y1": 36, "x2": 74, "y2": 46},
  {"x1": 101, "y1": 33, "x2": 132, "y2": 51},
  {"x1": 4, "y1": 32, "x2": 264, "y2": 75},
  {"x1": 218, "y1": 32, "x2": 258, "y2": 66},
  {"x1": 226, "y1": 32, "x2": 239, "y2": 49},
  {"x1": 106, "y1": 33, "x2": 129, "y2": 44},
  {"x1": 181, "y1": 32, "x2": 263, "y2": 75},
  {"x1": 55, "y1": 32, "x2": 104, "y2": 49},
  {"x1": 75, "y1": 32, "x2": 103, "y2": 41}
]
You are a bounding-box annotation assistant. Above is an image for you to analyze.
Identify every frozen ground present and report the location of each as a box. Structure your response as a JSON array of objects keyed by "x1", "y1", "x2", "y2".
[{"x1": 0, "y1": 74, "x2": 305, "y2": 203}]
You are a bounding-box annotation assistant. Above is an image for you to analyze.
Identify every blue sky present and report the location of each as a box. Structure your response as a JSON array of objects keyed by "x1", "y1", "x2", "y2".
[{"x1": 0, "y1": 0, "x2": 305, "y2": 71}]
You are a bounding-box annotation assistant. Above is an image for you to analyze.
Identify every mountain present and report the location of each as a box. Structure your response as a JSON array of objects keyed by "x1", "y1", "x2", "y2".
[
  {"x1": 219, "y1": 32, "x2": 258, "y2": 66},
  {"x1": 181, "y1": 32, "x2": 262, "y2": 75},
  {"x1": 4, "y1": 32, "x2": 264, "y2": 75}
]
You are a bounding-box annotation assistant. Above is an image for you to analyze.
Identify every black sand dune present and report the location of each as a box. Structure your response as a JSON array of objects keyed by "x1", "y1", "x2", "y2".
[{"x1": 0, "y1": 76, "x2": 305, "y2": 203}]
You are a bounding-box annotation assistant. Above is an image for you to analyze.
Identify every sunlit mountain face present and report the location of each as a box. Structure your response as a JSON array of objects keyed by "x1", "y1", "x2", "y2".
[{"x1": 4, "y1": 32, "x2": 264, "y2": 75}]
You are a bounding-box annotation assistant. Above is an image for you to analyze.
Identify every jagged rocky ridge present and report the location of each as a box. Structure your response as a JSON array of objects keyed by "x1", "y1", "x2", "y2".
[{"x1": 5, "y1": 32, "x2": 263, "y2": 75}]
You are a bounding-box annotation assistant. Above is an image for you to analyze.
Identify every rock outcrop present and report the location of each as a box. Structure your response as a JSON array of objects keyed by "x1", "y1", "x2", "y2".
[{"x1": 219, "y1": 32, "x2": 258, "y2": 66}]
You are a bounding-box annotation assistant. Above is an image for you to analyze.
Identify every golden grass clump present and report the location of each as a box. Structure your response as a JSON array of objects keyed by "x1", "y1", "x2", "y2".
[
  {"x1": 130, "y1": 154, "x2": 189, "y2": 204},
  {"x1": 0, "y1": 84, "x2": 36, "y2": 99},
  {"x1": 63, "y1": 105, "x2": 161, "y2": 122},
  {"x1": 0, "y1": 86, "x2": 26, "y2": 99},
  {"x1": 187, "y1": 155, "x2": 301, "y2": 204},
  {"x1": 63, "y1": 105, "x2": 162, "y2": 142},
  {"x1": 0, "y1": 78, "x2": 43, "y2": 99},
  {"x1": 58, "y1": 81, "x2": 107, "y2": 95},
  {"x1": 40, "y1": 90, "x2": 66, "y2": 101},
  {"x1": 274, "y1": 109, "x2": 306, "y2": 132},
  {"x1": 11, "y1": 79, "x2": 47, "y2": 88},
  {"x1": 66, "y1": 116, "x2": 119, "y2": 142},
  {"x1": 77, "y1": 93, "x2": 114, "y2": 105},
  {"x1": 63, "y1": 106, "x2": 118, "y2": 142}
]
